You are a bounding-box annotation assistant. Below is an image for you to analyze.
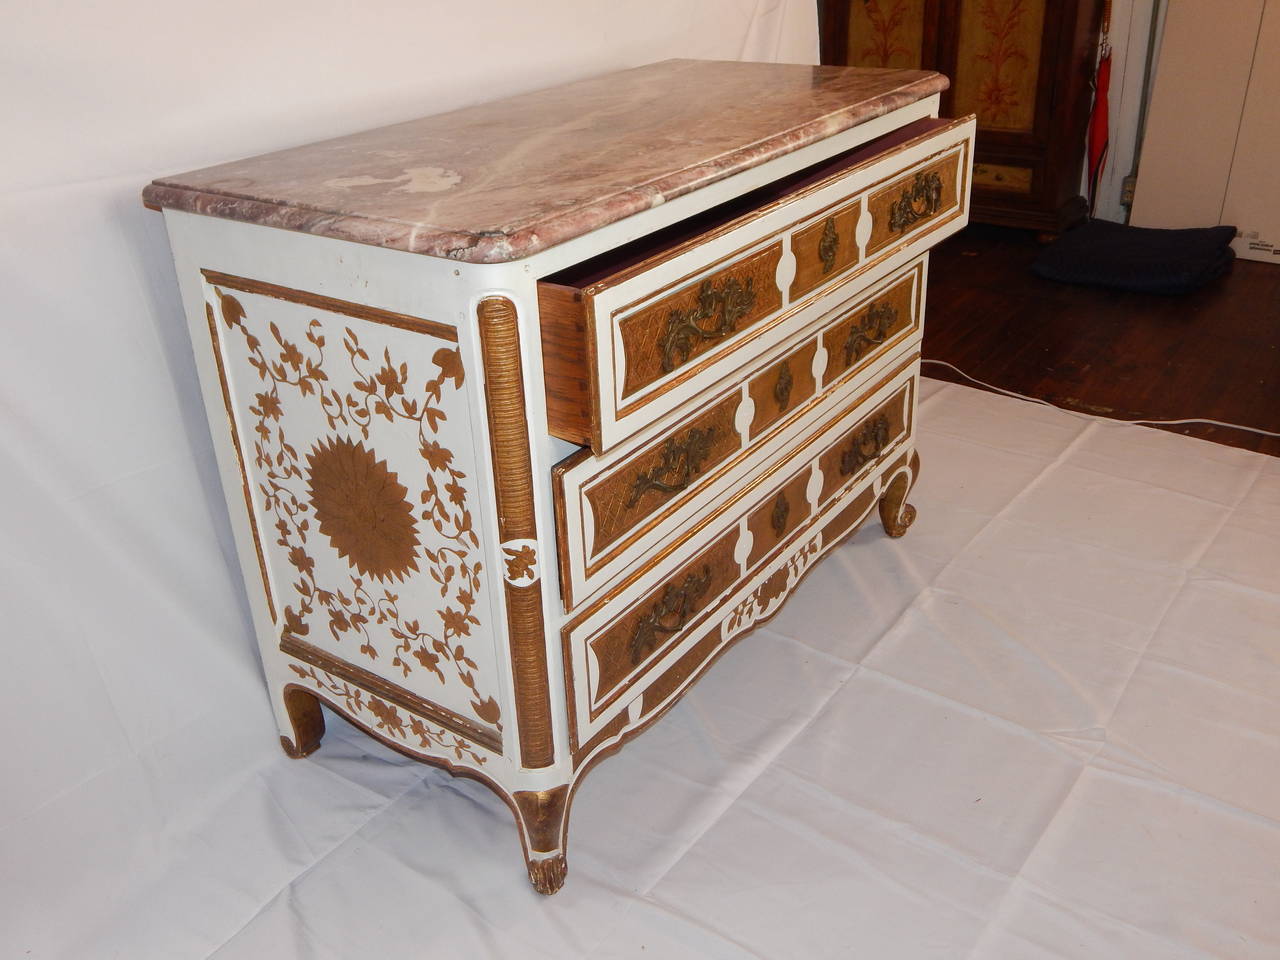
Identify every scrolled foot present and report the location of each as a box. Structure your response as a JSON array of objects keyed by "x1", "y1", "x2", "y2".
[
  {"x1": 280, "y1": 686, "x2": 324, "y2": 758},
  {"x1": 880, "y1": 500, "x2": 917, "y2": 538},
  {"x1": 527, "y1": 853, "x2": 567, "y2": 895},
  {"x1": 878, "y1": 454, "x2": 920, "y2": 539}
]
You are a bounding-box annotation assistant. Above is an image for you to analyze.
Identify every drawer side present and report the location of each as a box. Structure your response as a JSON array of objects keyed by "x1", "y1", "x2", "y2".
[{"x1": 538, "y1": 282, "x2": 593, "y2": 445}]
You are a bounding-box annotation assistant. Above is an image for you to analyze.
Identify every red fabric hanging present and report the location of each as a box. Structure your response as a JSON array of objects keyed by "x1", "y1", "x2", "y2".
[{"x1": 1087, "y1": 2, "x2": 1113, "y2": 216}]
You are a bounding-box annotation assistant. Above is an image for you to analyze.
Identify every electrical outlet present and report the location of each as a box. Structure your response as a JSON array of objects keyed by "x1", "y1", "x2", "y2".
[{"x1": 1120, "y1": 175, "x2": 1137, "y2": 206}]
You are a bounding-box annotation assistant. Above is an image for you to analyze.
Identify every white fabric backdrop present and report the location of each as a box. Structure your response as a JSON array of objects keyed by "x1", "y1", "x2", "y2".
[{"x1": 0, "y1": 3, "x2": 815, "y2": 954}]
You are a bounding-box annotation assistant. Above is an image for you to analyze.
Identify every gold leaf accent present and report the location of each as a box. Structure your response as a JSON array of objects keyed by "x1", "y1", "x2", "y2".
[
  {"x1": 503, "y1": 544, "x2": 537, "y2": 582},
  {"x1": 205, "y1": 273, "x2": 499, "y2": 732},
  {"x1": 306, "y1": 436, "x2": 422, "y2": 582}
]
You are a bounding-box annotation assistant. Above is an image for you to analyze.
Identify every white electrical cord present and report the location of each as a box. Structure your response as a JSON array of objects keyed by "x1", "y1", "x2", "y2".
[{"x1": 921, "y1": 359, "x2": 1280, "y2": 439}]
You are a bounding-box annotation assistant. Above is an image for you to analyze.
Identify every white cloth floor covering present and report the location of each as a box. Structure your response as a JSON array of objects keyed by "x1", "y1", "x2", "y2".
[{"x1": 6, "y1": 379, "x2": 1279, "y2": 959}]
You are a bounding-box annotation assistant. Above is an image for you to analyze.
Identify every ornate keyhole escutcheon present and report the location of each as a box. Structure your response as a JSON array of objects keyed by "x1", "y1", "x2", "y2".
[
  {"x1": 818, "y1": 216, "x2": 839, "y2": 274},
  {"x1": 773, "y1": 359, "x2": 794, "y2": 411},
  {"x1": 770, "y1": 491, "x2": 791, "y2": 538}
]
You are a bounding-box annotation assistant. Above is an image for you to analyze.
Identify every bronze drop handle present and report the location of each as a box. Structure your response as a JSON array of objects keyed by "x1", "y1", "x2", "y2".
[
  {"x1": 627, "y1": 427, "x2": 717, "y2": 508},
  {"x1": 838, "y1": 414, "x2": 891, "y2": 477},
  {"x1": 628, "y1": 566, "x2": 713, "y2": 665},
  {"x1": 659, "y1": 276, "x2": 757, "y2": 373},
  {"x1": 888, "y1": 171, "x2": 943, "y2": 234}
]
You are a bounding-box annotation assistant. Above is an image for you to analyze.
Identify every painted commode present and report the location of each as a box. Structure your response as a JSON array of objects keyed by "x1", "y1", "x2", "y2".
[{"x1": 144, "y1": 59, "x2": 974, "y2": 894}]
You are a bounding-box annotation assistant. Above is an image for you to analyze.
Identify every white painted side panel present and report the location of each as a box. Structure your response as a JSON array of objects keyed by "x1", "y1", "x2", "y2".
[{"x1": 161, "y1": 213, "x2": 532, "y2": 779}]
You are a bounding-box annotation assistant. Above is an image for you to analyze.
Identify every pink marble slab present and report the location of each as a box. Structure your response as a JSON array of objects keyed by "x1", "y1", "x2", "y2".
[{"x1": 143, "y1": 59, "x2": 948, "y2": 264}]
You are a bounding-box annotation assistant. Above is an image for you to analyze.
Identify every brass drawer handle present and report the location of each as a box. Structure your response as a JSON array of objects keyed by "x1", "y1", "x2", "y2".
[
  {"x1": 838, "y1": 414, "x2": 891, "y2": 477},
  {"x1": 773, "y1": 359, "x2": 794, "y2": 411},
  {"x1": 626, "y1": 426, "x2": 717, "y2": 508},
  {"x1": 818, "y1": 216, "x2": 839, "y2": 274},
  {"x1": 843, "y1": 302, "x2": 897, "y2": 366},
  {"x1": 629, "y1": 565, "x2": 712, "y2": 665},
  {"x1": 889, "y1": 171, "x2": 943, "y2": 234},
  {"x1": 659, "y1": 276, "x2": 757, "y2": 374},
  {"x1": 770, "y1": 491, "x2": 791, "y2": 537}
]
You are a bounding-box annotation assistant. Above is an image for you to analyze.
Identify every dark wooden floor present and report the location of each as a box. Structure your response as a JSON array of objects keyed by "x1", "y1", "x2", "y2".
[{"x1": 923, "y1": 225, "x2": 1280, "y2": 456}]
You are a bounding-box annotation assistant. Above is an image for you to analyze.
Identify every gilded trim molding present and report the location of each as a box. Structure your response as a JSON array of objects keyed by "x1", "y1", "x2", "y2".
[
  {"x1": 478, "y1": 296, "x2": 555, "y2": 769},
  {"x1": 280, "y1": 634, "x2": 502, "y2": 753},
  {"x1": 204, "y1": 301, "x2": 277, "y2": 622},
  {"x1": 201, "y1": 270, "x2": 458, "y2": 342}
]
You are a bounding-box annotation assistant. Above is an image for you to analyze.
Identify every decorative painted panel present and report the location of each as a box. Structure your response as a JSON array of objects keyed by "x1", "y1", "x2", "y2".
[
  {"x1": 584, "y1": 394, "x2": 742, "y2": 555},
  {"x1": 616, "y1": 243, "x2": 785, "y2": 399},
  {"x1": 201, "y1": 271, "x2": 503, "y2": 749},
  {"x1": 973, "y1": 162, "x2": 1034, "y2": 193},
  {"x1": 846, "y1": 0, "x2": 927, "y2": 69},
  {"x1": 952, "y1": 0, "x2": 1047, "y2": 134},
  {"x1": 865, "y1": 147, "x2": 966, "y2": 256},
  {"x1": 789, "y1": 201, "x2": 862, "y2": 300}
]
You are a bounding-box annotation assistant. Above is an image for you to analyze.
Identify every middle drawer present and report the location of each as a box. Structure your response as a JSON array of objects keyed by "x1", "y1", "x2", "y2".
[{"x1": 553, "y1": 255, "x2": 925, "y2": 610}]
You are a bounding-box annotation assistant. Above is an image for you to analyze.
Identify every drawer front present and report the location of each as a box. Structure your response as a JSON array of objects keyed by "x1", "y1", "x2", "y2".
[
  {"x1": 616, "y1": 244, "x2": 785, "y2": 399},
  {"x1": 538, "y1": 114, "x2": 973, "y2": 453},
  {"x1": 562, "y1": 359, "x2": 918, "y2": 752},
  {"x1": 553, "y1": 257, "x2": 926, "y2": 609},
  {"x1": 790, "y1": 142, "x2": 968, "y2": 299}
]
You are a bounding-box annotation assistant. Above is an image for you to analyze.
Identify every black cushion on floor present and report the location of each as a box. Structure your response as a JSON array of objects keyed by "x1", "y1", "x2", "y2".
[{"x1": 1032, "y1": 219, "x2": 1236, "y2": 294}]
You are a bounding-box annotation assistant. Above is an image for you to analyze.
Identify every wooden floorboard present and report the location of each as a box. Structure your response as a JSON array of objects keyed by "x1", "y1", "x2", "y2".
[{"x1": 923, "y1": 225, "x2": 1280, "y2": 457}]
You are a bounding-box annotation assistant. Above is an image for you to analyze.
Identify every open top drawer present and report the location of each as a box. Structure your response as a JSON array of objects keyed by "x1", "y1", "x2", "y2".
[{"x1": 538, "y1": 114, "x2": 974, "y2": 454}]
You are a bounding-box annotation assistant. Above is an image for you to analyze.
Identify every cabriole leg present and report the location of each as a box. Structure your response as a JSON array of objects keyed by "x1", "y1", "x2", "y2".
[
  {"x1": 513, "y1": 784, "x2": 571, "y2": 895},
  {"x1": 279, "y1": 685, "x2": 325, "y2": 758},
  {"x1": 878, "y1": 451, "x2": 921, "y2": 538}
]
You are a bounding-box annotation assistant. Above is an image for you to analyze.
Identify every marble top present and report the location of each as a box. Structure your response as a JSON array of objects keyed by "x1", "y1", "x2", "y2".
[{"x1": 143, "y1": 60, "x2": 948, "y2": 264}]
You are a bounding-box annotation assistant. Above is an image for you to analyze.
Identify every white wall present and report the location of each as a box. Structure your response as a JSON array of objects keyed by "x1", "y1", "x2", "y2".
[
  {"x1": 1129, "y1": 0, "x2": 1264, "y2": 229},
  {"x1": 0, "y1": 3, "x2": 815, "y2": 953}
]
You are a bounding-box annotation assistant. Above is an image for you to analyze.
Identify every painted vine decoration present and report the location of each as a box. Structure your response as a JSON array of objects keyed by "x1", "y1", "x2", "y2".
[
  {"x1": 502, "y1": 544, "x2": 538, "y2": 583},
  {"x1": 287, "y1": 662, "x2": 487, "y2": 765},
  {"x1": 975, "y1": 0, "x2": 1032, "y2": 125},
  {"x1": 211, "y1": 287, "x2": 501, "y2": 731},
  {"x1": 726, "y1": 537, "x2": 820, "y2": 634},
  {"x1": 859, "y1": 0, "x2": 915, "y2": 67}
]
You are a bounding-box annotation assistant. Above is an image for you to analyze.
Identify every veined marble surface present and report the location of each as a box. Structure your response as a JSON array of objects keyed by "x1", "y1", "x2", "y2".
[{"x1": 143, "y1": 59, "x2": 948, "y2": 264}]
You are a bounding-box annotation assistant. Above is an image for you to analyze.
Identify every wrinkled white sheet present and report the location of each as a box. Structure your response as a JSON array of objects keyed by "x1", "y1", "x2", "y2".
[{"x1": 5, "y1": 379, "x2": 1278, "y2": 959}]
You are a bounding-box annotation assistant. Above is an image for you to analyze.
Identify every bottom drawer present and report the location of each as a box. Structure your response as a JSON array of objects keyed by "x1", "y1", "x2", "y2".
[{"x1": 563, "y1": 356, "x2": 919, "y2": 757}]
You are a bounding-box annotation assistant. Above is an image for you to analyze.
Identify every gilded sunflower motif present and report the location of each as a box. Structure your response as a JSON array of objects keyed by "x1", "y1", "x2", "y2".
[{"x1": 305, "y1": 435, "x2": 421, "y2": 582}]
